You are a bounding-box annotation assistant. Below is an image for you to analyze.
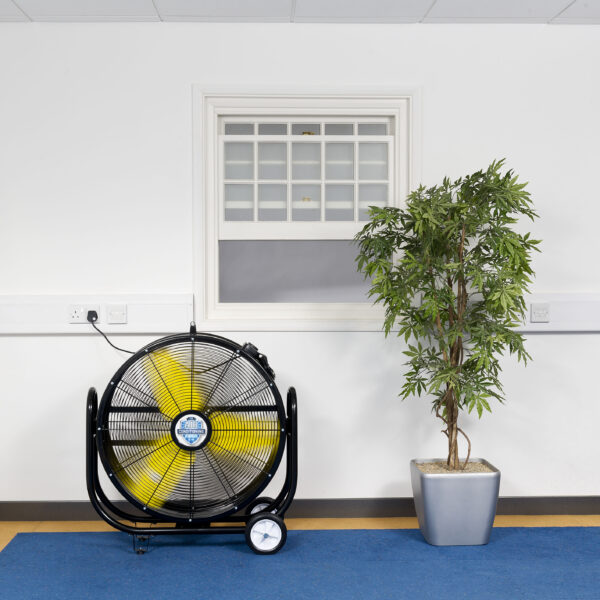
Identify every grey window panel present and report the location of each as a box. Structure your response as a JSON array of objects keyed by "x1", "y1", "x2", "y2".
[
  {"x1": 258, "y1": 142, "x2": 287, "y2": 180},
  {"x1": 325, "y1": 184, "x2": 354, "y2": 221},
  {"x1": 359, "y1": 184, "x2": 388, "y2": 221},
  {"x1": 224, "y1": 142, "x2": 254, "y2": 179},
  {"x1": 358, "y1": 123, "x2": 387, "y2": 135},
  {"x1": 359, "y1": 143, "x2": 388, "y2": 180},
  {"x1": 292, "y1": 184, "x2": 321, "y2": 221},
  {"x1": 292, "y1": 143, "x2": 321, "y2": 180},
  {"x1": 258, "y1": 123, "x2": 287, "y2": 135},
  {"x1": 224, "y1": 184, "x2": 254, "y2": 221},
  {"x1": 219, "y1": 240, "x2": 370, "y2": 303},
  {"x1": 292, "y1": 123, "x2": 320, "y2": 135},
  {"x1": 325, "y1": 123, "x2": 354, "y2": 135},
  {"x1": 258, "y1": 184, "x2": 287, "y2": 221},
  {"x1": 224, "y1": 209, "x2": 254, "y2": 221},
  {"x1": 325, "y1": 143, "x2": 354, "y2": 180},
  {"x1": 225, "y1": 123, "x2": 254, "y2": 135}
]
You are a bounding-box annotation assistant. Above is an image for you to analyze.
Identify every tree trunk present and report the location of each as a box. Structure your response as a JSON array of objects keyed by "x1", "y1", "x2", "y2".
[{"x1": 446, "y1": 391, "x2": 460, "y2": 470}]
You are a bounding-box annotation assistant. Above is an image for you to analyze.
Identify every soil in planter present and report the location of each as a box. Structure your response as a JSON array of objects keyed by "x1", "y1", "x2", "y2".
[{"x1": 417, "y1": 461, "x2": 495, "y2": 474}]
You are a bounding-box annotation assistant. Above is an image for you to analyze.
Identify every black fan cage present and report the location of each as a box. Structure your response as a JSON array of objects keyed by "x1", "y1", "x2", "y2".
[{"x1": 97, "y1": 333, "x2": 286, "y2": 522}]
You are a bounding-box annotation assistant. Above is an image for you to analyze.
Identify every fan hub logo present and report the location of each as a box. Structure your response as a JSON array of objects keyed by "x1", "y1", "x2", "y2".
[{"x1": 173, "y1": 414, "x2": 208, "y2": 448}]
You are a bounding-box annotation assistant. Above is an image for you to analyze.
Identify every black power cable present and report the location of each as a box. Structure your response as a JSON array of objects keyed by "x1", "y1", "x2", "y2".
[{"x1": 87, "y1": 310, "x2": 135, "y2": 355}]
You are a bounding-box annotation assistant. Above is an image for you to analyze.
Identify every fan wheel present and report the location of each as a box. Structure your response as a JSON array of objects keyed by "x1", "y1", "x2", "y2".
[
  {"x1": 245, "y1": 496, "x2": 276, "y2": 516},
  {"x1": 245, "y1": 513, "x2": 287, "y2": 555}
]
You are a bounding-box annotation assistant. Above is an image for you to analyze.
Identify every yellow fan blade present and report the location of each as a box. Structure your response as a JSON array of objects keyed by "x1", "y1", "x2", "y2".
[
  {"x1": 109, "y1": 435, "x2": 196, "y2": 510},
  {"x1": 142, "y1": 348, "x2": 204, "y2": 418},
  {"x1": 209, "y1": 410, "x2": 280, "y2": 470},
  {"x1": 113, "y1": 348, "x2": 203, "y2": 509}
]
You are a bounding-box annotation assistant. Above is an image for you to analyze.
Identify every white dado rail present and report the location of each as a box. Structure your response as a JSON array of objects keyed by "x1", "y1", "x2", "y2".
[
  {"x1": 519, "y1": 294, "x2": 600, "y2": 333},
  {"x1": 0, "y1": 294, "x2": 193, "y2": 334},
  {"x1": 0, "y1": 293, "x2": 598, "y2": 334}
]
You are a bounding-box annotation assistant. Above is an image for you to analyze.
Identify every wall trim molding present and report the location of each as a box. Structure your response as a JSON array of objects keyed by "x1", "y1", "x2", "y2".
[{"x1": 1, "y1": 497, "x2": 599, "y2": 521}]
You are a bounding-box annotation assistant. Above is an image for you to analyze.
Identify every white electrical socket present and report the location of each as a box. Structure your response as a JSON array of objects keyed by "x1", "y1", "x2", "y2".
[
  {"x1": 106, "y1": 303, "x2": 127, "y2": 324},
  {"x1": 530, "y1": 302, "x2": 550, "y2": 323},
  {"x1": 68, "y1": 304, "x2": 100, "y2": 324}
]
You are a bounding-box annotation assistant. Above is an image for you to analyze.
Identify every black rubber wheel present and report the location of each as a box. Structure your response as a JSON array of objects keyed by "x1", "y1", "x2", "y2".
[
  {"x1": 245, "y1": 513, "x2": 287, "y2": 555},
  {"x1": 245, "y1": 496, "x2": 276, "y2": 516}
]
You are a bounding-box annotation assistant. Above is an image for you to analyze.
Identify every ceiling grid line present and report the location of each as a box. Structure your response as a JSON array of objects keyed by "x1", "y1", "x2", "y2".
[
  {"x1": 549, "y1": 0, "x2": 582, "y2": 23},
  {"x1": 9, "y1": 0, "x2": 31, "y2": 21},
  {"x1": 150, "y1": 0, "x2": 163, "y2": 22},
  {"x1": 290, "y1": 0, "x2": 297, "y2": 23},
  {"x1": 420, "y1": 0, "x2": 439, "y2": 23}
]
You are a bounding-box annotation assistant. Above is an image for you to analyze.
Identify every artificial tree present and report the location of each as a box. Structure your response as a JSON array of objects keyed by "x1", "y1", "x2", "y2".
[{"x1": 355, "y1": 160, "x2": 540, "y2": 470}]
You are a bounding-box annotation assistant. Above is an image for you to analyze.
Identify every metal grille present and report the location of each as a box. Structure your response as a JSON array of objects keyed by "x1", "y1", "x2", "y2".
[{"x1": 97, "y1": 335, "x2": 285, "y2": 521}]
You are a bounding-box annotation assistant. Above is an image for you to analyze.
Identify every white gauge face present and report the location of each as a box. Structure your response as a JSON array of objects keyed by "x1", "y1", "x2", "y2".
[{"x1": 173, "y1": 414, "x2": 209, "y2": 448}]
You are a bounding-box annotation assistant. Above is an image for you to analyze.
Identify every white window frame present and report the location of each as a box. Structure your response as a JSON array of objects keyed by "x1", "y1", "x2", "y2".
[{"x1": 193, "y1": 91, "x2": 419, "y2": 331}]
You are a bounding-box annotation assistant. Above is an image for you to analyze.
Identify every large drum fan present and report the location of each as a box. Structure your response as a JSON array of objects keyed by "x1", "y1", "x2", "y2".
[{"x1": 86, "y1": 324, "x2": 297, "y2": 554}]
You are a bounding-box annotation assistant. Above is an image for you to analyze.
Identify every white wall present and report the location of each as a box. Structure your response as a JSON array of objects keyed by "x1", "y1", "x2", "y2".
[{"x1": 1, "y1": 23, "x2": 599, "y2": 501}]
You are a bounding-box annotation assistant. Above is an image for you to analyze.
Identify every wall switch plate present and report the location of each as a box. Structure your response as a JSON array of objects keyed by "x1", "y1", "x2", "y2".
[
  {"x1": 530, "y1": 302, "x2": 550, "y2": 323},
  {"x1": 68, "y1": 304, "x2": 100, "y2": 324},
  {"x1": 106, "y1": 303, "x2": 127, "y2": 324}
]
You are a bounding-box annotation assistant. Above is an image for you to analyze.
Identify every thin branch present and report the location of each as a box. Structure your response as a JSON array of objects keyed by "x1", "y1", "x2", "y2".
[
  {"x1": 458, "y1": 427, "x2": 472, "y2": 469},
  {"x1": 428, "y1": 266, "x2": 449, "y2": 363},
  {"x1": 435, "y1": 311, "x2": 449, "y2": 363},
  {"x1": 436, "y1": 404, "x2": 450, "y2": 438},
  {"x1": 446, "y1": 274, "x2": 456, "y2": 327},
  {"x1": 435, "y1": 403, "x2": 449, "y2": 425},
  {"x1": 458, "y1": 224, "x2": 466, "y2": 263}
]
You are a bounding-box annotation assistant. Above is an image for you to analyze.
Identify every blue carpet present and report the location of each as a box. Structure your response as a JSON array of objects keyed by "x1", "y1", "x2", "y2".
[{"x1": 1, "y1": 528, "x2": 599, "y2": 599}]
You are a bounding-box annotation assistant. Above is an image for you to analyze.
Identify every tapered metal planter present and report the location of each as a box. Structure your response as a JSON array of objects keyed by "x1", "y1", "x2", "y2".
[{"x1": 410, "y1": 458, "x2": 500, "y2": 546}]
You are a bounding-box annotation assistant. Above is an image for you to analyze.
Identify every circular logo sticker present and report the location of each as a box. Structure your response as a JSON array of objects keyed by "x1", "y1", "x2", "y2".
[{"x1": 174, "y1": 414, "x2": 208, "y2": 448}]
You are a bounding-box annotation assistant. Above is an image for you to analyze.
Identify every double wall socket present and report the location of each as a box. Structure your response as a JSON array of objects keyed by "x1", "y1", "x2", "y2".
[
  {"x1": 68, "y1": 304, "x2": 100, "y2": 324},
  {"x1": 68, "y1": 303, "x2": 129, "y2": 324}
]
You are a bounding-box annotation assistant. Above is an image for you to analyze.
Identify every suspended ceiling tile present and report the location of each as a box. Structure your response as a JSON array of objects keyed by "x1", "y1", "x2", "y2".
[
  {"x1": 424, "y1": 0, "x2": 573, "y2": 23},
  {"x1": 553, "y1": 0, "x2": 600, "y2": 23},
  {"x1": 294, "y1": 0, "x2": 433, "y2": 22},
  {"x1": 14, "y1": 0, "x2": 160, "y2": 21},
  {"x1": 153, "y1": 0, "x2": 293, "y2": 22},
  {"x1": 0, "y1": 0, "x2": 28, "y2": 21}
]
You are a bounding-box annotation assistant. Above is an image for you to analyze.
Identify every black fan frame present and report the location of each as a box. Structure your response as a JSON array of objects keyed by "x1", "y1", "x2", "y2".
[{"x1": 96, "y1": 331, "x2": 288, "y2": 524}]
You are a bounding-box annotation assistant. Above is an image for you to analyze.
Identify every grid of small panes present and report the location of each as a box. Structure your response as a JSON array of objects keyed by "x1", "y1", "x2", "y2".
[{"x1": 220, "y1": 118, "x2": 393, "y2": 222}]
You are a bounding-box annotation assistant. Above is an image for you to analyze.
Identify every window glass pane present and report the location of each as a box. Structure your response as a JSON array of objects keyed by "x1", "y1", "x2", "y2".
[
  {"x1": 325, "y1": 143, "x2": 354, "y2": 180},
  {"x1": 292, "y1": 143, "x2": 320, "y2": 180},
  {"x1": 358, "y1": 123, "x2": 387, "y2": 135},
  {"x1": 258, "y1": 123, "x2": 287, "y2": 135},
  {"x1": 225, "y1": 123, "x2": 254, "y2": 135},
  {"x1": 359, "y1": 143, "x2": 388, "y2": 180},
  {"x1": 325, "y1": 123, "x2": 353, "y2": 135},
  {"x1": 325, "y1": 184, "x2": 354, "y2": 221},
  {"x1": 291, "y1": 123, "x2": 320, "y2": 135},
  {"x1": 258, "y1": 142, "x2": 286, "y2": 180},
  {"x1": 219, "y1": 241, "x2": 370, "y2": 302},
  {"x1": 292, "y1": 184, "x2": 321, "y2": 221},
  {"x1": 224, "y1": 184, "x2": 254, "y2": 221},
  {"x1": 258, "y1": 184, "x2": 287, "y2": 221},
  {"x1": 224, "y1": 142, "x2": 254, "y2": 179},
  {"x1": 359, "y1": 183, "x2": 387, "y2": 220}
]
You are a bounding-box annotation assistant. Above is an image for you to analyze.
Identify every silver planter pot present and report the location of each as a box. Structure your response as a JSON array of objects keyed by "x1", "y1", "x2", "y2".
[{"x1": 410, "y1": 458, "x2": 501, "y2": 546}]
